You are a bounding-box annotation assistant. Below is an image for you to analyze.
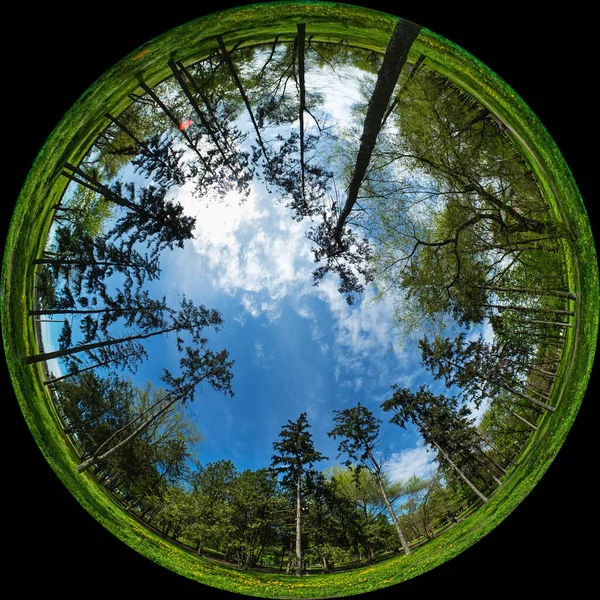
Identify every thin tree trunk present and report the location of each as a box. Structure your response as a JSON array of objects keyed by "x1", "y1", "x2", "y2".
[
  {"x1": 31, "y1": 258, "x2": 145, "y2": 269},
  {"x1": 297, "y1": 24, "x2": 307, "y2": 203},
  {"x1": 484, "y1": 303, "x2": 574, "y2": 316},
  {"x1": 76, "y1": 383, "x2": 190, "y2": 472},
  {"x1": 105, "y1": 112, "x2": 145, "y2": 147},
  {"x1": 29, "y1": 306, "x2": 151, "y2": 317},
  {"x1": 62, "y1": 163, "x2": 141, "y2": 213},
  {"x1": 510, "y1": 410, "x2": 538, "y2": 431},
  {"x1": 167, "y1": 60, "x2": 237, "y2": 178},
  {"x1": 473, "y1": 445, "x2": 505, "y2": 481},
  {"x1": 486, "y1": 286, "x2": 576, "y2": 301},
  {"x1": 43, "y1": 349, "x2": 140, "y2": 386},
  {"x1": 475, "y1": 429, "x2": 518, "y2": 467},
  {"x1": 333, "y1": 18, "x2": 421, "y2": 247},
  {"x1": 494, "y1": 379, "x2": 555, "y2": 412},
  {"x1": 513, "y1": 318, "x2": 572, "y2": 329},
  {"x1": 295, "y1": 472, "x2": 302, "y2": 577},
  {"x1": 474, "y1": 442, "x2": 508, "y2": 474},
  {"x1": 25, "y1": 324, "x2": 178, "y2": 364},
  {"x1": 138, "y1": 82, "x2": 210, "y2": 171},
  {"x1": 175, "y1": 60, "x2": 236, "y2": 155},
  {"x1": 432, "y1": 440, "x2": 489, "y2": 503},
  {"x1": 368, "y1": 453, "x2": 411, "y2": 555},
  {"x1": 217, "y1": 35, "x2": 268, "y2": 157}
]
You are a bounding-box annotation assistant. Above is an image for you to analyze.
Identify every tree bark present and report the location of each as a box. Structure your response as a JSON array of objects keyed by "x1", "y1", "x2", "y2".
[
  {"x1": 485, "y1": 286, "x2": 576, "y2": 301},
  {"x1": 432, "y1": 440, "x2": 489, "y2": 503},
  {"x1": 29, "y1": 306, "x2": 151, "y2": 317},
  {"x1": 297, "y1": 24, "x2": 307, "y2": 203},
  {"x1": 138, "y1": 82, "x2": 210, "y2": 171},
  {"x1": 62, "y1": 163, "x2": 141, "y2": 213},
  {"x1": 25, "y1": 325, "x2": 178, "y2": 364},
  {"x1": 295, "y1": 472, "x2": 303, "y2": 577},
  {"x1": 475, "y1": 429, "x2": 518, "y2": 467},
  {"x1": 217, "y1": 35, "x2": 268, "y2": 157},
  {"x1": 43, "y1": 349, "x2": 140, "y2": 386},
  {"x1": 368, "y1": 453, "x2": 411, "y2": 555},
  {"x1": 510, "y1": 410, "x2": 538, "y2": 431},
  {"x1": 484, "y1": 303, "x2": 574, "y2": 316},
  {"x1": 75, "y1": 383, "x2": 191, "y2": 472},
  {"x1": 494, "y1": 379, "x2": 555, "y2": 412},
  {"x1": 333, "y1": 19, "x2": 421, "y2": 247},
  {"x1": 167, "y1": 60, "x2": 237, "y2": 178}
]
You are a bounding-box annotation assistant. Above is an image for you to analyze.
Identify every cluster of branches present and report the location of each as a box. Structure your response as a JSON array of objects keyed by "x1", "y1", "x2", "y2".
[{"x1": 110, "y1": 413, "x2": 461, "y2": 574}]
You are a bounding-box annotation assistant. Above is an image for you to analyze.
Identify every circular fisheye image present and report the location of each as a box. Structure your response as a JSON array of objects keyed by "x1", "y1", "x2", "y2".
[{"x1": 3, "y1": 2, "x2": 596, "y2": 597}]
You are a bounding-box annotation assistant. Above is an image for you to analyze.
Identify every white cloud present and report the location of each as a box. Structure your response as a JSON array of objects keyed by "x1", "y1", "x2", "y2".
[
  {"x1": 385, "y1": 443, "x2": 438, "y2": 483},
  {"x1": 177, "y1": 181, "x2": 314, "y2": 313},
  {"x1": 254, "y1": 341, "x2": 265, "y2": 360}
]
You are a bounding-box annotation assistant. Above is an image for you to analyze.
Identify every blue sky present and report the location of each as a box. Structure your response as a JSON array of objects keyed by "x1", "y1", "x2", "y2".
[
  {"x1": 41, "y1": 173, "x2": 441, "y2": 484},
  {"x1": 142, "y1": 172, "x2": 438, "y2": 482},
  {"x1": 38, "y1": 46, "x2": 499, "y2": 486}
]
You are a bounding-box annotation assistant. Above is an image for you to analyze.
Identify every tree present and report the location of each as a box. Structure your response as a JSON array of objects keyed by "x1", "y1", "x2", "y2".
[
  {"x1": 74, "y1": 343, "x2": 234, "y2": 473},
  {"x1": 328, "y1": 403, "x2": 411, "y2": 555},
  {"x1": 418, "y1": 333, "x2": 555, "y2": 413},
  {"x1": 182, "y1": 460, "x2": 238, "y2": 554},
  {"x1": 331, "y1": 18, "x2": 421, "y2": 247},
  {"x1": 308, "y1": 18, "x2": 421, "y2": 304},
  {"x1": 399, "y1": 472, "x2": 452, "y2": 541},
  {"x1": 325, "y1": 465, "x2": 397, "y2": 563},
  {"x1": 33, "y1": 224, "x2": 161, "y2": 298},
  {"x1": 61, "y1": 162, "x2": 196, "y2": 254},
  {"x1": 270, "y1": 413, "x2": 327, "y2": 577},
  {"x1": 167, "y1": 58, "x2": 253, "y2": 197},
  {"x1": 25, "y1": 296, "x2": 222, "y2": 366},
  {"x1": 382, "y1": 386, "x2": 490, "y2": 504},
  {"x1": 228, "y1": 468, "x2": 280, "y2": 568}
]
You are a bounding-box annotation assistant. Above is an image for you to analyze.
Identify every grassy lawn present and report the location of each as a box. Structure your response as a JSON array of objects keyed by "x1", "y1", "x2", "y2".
[{"x1": 3, "y1": 2, "x2": 597, "y2": 598}]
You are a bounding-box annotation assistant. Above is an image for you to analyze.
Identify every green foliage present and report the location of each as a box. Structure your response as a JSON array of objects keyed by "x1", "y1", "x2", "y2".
[{"x1": 271, "y1": 412, "x2": 327, "y2": 491}]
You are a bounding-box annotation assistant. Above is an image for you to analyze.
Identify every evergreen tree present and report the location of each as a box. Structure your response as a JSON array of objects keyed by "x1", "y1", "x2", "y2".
[
  {"x1": 328, "y1": 403, "x2": 411, "y2": 555},
  {"x1": 270, "y1": 413, "x2": 327, "y2": 577}
]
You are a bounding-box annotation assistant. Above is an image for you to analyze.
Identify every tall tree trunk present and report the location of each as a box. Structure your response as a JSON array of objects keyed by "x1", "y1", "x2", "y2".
[
  {"x1": 380, "y1": 53, "x2": 425, "y2": 129},
  {"x1": 484, "y1": 303, "x2": 574, "y2": 316},
  {"x1": 485, "y1": 286, "x2": 576, "y2": 301},
  {"x1": 368, "y1": 453, "x2": 411, "y2": 555},
  {"x1": 44, "y1": 349, "x2": 141, "y2": 386},
  {"x1": 297, "y1": 24, "x2": 307, "y2": 204},
  {"x1": 295, "y1": 472, "x2": 303, "y2": 577},
  {"x1": 62, "y1": 163, "x2": 141, "y2": 213},
  {"x1": 29, "y1": 306, "x2": 152, "y2": 317},
  {"x1": 75, "y1": 383, "x2": 191, "y2": 472},
  {"x1": 472, "y1": 445, "x2": 505, "y2": 481},
  {"x1": 167, "y1": 60, "x2": 237, "y2": 178},
  {"x1": 333, "y1": 18, "x2": 421, "y2": 247},
  {"x1": 493, "y1": 379, "x2": 555, "y2": 412},
  {"x1": 25, "y1": 324, "x2": 178, "y2": 364},
  {"x1": 217, "y1": 35, "x2": 268, "y2": 157},
  {"x1": 432, "y1": 440, "x2": 489, "y2": 503},
  {"x1": 31, "y1": 258, "x2": 145, "y2": 269},
  {"x1": 510, "y1": 410, "x2": 538, "y2": 431},
  {"x1": 475, "y1": 429, "x2": 518, "y2": 467},
  {"x1": 105, "y1": 112, "x2": 145, "y2": 147},
  {"x1": 138, "y1": 82, "x2": 210, "y2": 171},
  {"x1": 473, "y1": 442, "x2": 508, "y2": 474}
]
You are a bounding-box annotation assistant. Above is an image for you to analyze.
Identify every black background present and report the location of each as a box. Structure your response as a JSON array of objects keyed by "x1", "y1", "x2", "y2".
[{"x1": 4, "y1": 2, "x2": 595, "y2": 597}]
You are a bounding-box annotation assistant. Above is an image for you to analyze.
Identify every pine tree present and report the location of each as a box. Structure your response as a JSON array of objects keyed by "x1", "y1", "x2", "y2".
[{"x1": 270, "y1": 413, "x2": 326, "y2": 577}]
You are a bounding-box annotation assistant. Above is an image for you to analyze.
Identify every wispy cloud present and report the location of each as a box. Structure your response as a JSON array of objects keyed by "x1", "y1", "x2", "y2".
[{"x1": 385, "y1": 443, "x2": 438, "y2": 484}]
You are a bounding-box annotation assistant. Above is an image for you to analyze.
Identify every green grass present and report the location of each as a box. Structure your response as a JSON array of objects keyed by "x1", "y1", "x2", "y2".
[{"x1": 2, "y1": 2, "x2": 597, "y2": 598}]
